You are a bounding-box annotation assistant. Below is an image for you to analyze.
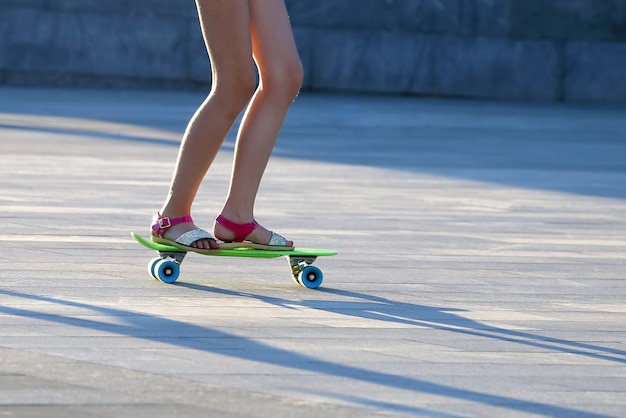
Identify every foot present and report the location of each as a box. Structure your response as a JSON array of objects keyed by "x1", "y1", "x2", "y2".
[
  {"x1": 151, "y1": 213, "x2": 219, "y2": 251},
  {"x1": 213, "y1": 214, "x2": 294, "y2": 249}
]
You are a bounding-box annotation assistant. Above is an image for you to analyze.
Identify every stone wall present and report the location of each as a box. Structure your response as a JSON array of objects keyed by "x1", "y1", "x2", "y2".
[{"x1": 1, "y1": 0, "x2": 625, "y2": 102}]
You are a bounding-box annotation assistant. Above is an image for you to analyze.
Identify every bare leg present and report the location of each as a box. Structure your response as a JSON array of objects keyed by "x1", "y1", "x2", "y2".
[
  {"x1": 156, "y1": 0, "x2": 256, "y2": 250},
  {"x1": 214, "y1": 0, "x2": 303, "y2": 246}
]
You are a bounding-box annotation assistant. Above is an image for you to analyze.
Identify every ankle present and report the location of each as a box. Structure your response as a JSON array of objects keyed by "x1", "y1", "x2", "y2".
[
  {"x1": 160, "y1": 197, "x2": 192, "y2": 219},
  {"x1": 151, "y1": 213, "x2": 194, "y2": 238},
  {"x1": 215, "y1": 214, "x2": 258, "y2": 242},
  {"x1": 218, "y1": 207, "x2": 254, "y2": 224}
]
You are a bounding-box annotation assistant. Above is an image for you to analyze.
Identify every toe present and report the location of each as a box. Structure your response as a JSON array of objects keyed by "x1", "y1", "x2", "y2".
[{"x1": 194, "y1": 238, "x2": 219, "y2": 250}]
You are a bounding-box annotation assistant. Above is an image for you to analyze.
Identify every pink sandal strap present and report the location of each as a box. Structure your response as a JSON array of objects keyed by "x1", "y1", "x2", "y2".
[
  {"x1": 215, "y1": 215, "x2": 258, "y2": 242},
  {"x1": 151, "y1": 213, "x2": 193, "y2": 238}
]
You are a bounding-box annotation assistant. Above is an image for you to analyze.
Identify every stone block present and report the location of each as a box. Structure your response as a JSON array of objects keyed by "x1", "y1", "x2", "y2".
[
  {"x1": 309, "y1": 29, "x2": 560, "y2": 101},
  {"x1": 509, "y1": 0, "x2": 626, "y2": 42},
  {"x1": 565, "y1": 41, "x2": 626, "y2": 102},
  {"x1": 310, "y1": 29, "x2": 416, "y2": 94},
  {"x1": 286, "y1": 0, "x2": 511, "y2": 37},
  {"x1": 0, "y1": 0, "x2": 195, "y2": 18},
  {"x1": 422, "y1": 37, "x2": 560, "y2": 101},
  {"x1": 0, "y1": 0, "x2": 624, "y2": 102},
  {"x1": 0, "y1": 8, "x2": 189, "y2": 79}
]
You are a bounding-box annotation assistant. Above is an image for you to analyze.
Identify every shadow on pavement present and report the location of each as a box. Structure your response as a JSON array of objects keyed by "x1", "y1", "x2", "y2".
[
  {"x1": 1, "y1": 89, "x2": 625, "y2": 200},
  {"x1": 0, "y1": 288, "x2": 615, "y2": 418}
]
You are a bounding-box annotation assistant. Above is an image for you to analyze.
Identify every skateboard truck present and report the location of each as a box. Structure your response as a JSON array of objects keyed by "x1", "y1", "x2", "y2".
[
  {"x1": 288, "y1": 256, "x2": 317, "y2": 276},
  {"x1": 158, "y1": 250, "x2": 186, "y2": 264},
  {"x1": 287, "y1": 256, "x2": 323, "y2": 288}
]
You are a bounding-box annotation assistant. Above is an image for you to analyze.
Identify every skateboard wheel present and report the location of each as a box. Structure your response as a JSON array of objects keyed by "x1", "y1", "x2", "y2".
[
  {"x1": 297, "y1": 266, "x2": 323, "y2": 289},
  {"x1": 154, "y1": 259, "x2": 180, "y2": 284},
  {"x1": 148, "y1": 257, "x2": 162, "y2": 280}
]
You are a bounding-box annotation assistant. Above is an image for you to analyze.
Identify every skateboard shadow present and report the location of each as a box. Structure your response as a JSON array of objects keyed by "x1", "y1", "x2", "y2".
[
  {"x1": 0, "y1": 288, "x2": 612, "y2": 418},
  {"x1": 179, "y1": 284, "x2": 626, "y2": 365},
  {"x1": 313, "y1": 288, "x2": 626, "y2": 363}
]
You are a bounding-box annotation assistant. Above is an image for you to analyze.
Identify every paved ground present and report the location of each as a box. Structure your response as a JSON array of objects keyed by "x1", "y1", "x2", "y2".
[{"x1": 0, "y1": 87, "x2": 625, "y2": 417}]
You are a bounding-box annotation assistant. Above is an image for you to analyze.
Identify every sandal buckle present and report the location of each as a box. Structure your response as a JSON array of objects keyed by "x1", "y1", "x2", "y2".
[{"x1": 158, "y1": 217, "x2": 172, "y2": 230}]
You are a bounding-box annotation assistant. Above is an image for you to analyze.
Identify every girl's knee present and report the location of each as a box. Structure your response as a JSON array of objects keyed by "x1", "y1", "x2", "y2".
[
  {"x1": 260, "y1": 59, "x2": 304, "y2": 101},
  {"x1": 213, "y1": 67, "x2": 257, "y2": 111},
  {"x1": 287, "y1": 60, "x2": 305, "y2": 97}
]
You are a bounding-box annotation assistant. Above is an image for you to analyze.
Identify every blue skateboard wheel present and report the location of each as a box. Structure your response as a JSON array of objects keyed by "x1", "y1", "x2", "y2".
[
  {"x1": 154, "y1": 259, "x2": 180, "y2": 284},
  {"x1": 298, "y1": 266, "x2": 323, "y2": 289}
]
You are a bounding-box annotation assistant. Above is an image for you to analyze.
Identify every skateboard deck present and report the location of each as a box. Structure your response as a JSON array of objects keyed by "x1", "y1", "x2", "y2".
[{"x1": 131, "y1": 232, "x2": 336, "y2": 288}]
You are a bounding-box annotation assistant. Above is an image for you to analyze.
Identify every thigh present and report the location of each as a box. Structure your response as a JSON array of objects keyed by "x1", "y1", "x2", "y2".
[
  {"x1": 195, "y1": 0, "x2": 255, "y2": 85},
  {"x1": 248, "y1": 0, "x2": 302, "y2": 83}
]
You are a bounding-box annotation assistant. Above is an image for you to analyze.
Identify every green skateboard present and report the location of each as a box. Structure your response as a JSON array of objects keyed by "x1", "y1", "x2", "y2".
[{"x1": 131, "y1": 232, "x2": 337, "y2": 289}]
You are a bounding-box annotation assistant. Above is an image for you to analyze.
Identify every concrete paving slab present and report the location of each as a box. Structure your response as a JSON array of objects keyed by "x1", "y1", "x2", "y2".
[{"x1": 0, "y1": 87, "x2": 625, "y2": 417}]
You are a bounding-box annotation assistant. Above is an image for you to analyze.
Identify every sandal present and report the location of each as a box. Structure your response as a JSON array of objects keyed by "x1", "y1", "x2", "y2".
[
  {"x1": 151, "y1": 213, "x2": 219, "y2": 253},
  {"x1": 215, "y1": 214, "x2": 294, "y2": 250}
]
